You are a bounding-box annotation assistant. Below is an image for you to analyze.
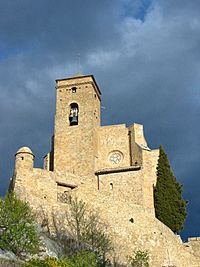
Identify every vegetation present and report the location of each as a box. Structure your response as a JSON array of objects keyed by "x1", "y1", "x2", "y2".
[
  {"x1": 23, "y1": 251, "x2": 98, "y2": 267},
  {"x1": 154, "y1": 145, "x2": 187, "y2": 233},
  {"x1": 128, "y1": 250, "x2": 149, "y2": 267},
  {"x1": 0, "y1": 258, "x2": 22, "y2": 267},
  {"x1": 0, "y1": 193, "x2": 39, "y2": 257},
  {"x1": 67, "y1": 198, "x2": 112, "y2": 255},
  {"x1": 0, "y1": 194, "x2": 151, "y2": 266},
  {"x1": 50, "y1": 198, "x2": 112, "y2": 265}
]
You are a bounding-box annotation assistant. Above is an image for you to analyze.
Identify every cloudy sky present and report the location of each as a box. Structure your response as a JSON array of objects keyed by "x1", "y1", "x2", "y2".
[{"x1": 0, "y1": 0, "x2": 200, "y2": 239}]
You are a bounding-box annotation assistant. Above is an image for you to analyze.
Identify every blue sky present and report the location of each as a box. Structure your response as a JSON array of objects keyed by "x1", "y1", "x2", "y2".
[{"x1": 0, "y1": 0, "x2": 200, "y2": 240}]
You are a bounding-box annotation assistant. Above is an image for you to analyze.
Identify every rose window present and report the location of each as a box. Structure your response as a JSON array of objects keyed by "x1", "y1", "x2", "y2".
[{"x1": 109, "y1": 151, "x2": 123, "y2": 164}]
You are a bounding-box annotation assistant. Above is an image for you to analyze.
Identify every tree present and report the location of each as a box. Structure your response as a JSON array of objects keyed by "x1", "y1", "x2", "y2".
[
  {"x1": 49, "y1": 198, "x2": 112, "y2": 265},
  {"x1": 154, "y1": 145, "x2": 187, "y2": 233},
  {"x1": 0, "y1": 193, "x2": 39, "y2": 257}
]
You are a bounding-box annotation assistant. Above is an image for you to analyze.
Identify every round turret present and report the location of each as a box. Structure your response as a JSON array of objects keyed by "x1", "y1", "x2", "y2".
[{"x1": 15, "y1": 146, "x2": 35, "y2": 173}]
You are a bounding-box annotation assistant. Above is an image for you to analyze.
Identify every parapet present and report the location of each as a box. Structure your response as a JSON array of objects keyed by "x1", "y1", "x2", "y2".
[{"x1": 185, "y1": 237, "x2": 200, "y2": 259}]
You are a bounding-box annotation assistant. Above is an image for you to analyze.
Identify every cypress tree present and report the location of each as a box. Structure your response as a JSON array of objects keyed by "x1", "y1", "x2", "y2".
[{"x1": 154, "y1": 145, "x2": 187, "y2": 234}]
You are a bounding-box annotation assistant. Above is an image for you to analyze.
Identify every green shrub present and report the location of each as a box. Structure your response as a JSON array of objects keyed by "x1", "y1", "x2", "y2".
[
  {"x1": 66, "y1": 250, "x2": 98, "y2": 267},
  {"x1": 0, "y1": 193, "x2": 39, "y2": 257},
  {"x1": 23, "y1": 257, "x2": 61, "y2": 267},
  {"x1": 23, "y1": 250, "x2": 112, "y2": 267},
  {"x1": 23, "y1": 251, "x2": 98, "y2": 267},
  {"x1": 128, "y1": 250, "x2": 149, "y2": 267}
]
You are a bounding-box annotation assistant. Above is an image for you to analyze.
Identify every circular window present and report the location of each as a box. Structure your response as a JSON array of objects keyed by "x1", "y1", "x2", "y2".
[{"x1": 109, "y1": 151, "x2": 123, "y2": 165}]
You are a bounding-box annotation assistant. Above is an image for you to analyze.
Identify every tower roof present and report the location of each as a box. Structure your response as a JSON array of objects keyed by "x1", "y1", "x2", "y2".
[{"x1": 15, "y1": 146, "x2": 34, "y2": 156}]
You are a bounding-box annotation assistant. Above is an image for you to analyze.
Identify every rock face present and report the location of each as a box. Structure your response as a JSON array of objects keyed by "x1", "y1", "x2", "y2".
[
  {"x1": 9, "y1": 74, "x2": 200, "y2": 266},
  {"x1": 38, "y1": 233, "x2": 64, "y2": 259},
  {"x1": 0, "y1": 249, "x2": 21, "y2": 267},
  {"x1": 0, "y1": 230, "x2": 64, "y2": 267}
]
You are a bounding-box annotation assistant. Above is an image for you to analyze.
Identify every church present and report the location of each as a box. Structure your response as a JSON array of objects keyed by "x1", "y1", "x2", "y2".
[{"x1": 10, "y1": 74, "x2": 200, "y2": 266}]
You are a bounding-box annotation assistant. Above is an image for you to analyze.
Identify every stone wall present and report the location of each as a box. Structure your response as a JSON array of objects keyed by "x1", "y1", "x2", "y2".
[
  {"x1": 186, "y1": 237, "x2": 200, "y2": 259},
  {"x1": 97, "y1": 169, "x2": 144, "y2": 206},
  {"x1": 11, "y1": 160, "x2": 200, "y2": 266},
  {"x1": 97, "y1": 124, "x2": 130, "y2": 169}
]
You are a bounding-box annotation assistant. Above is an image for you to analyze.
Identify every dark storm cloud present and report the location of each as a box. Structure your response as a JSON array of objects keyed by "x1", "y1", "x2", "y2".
[
  {"x1": 0, "y1": 0, "x2": 200, "y2": 239},
  {"x1": 0, "y1": 0, "x2": 121, "y2": 63}
]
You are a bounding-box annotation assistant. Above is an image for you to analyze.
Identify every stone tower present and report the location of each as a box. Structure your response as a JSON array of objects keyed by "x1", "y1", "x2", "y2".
[{"x1": 53, "y1": 75, "x2": 101, "y2": 182}]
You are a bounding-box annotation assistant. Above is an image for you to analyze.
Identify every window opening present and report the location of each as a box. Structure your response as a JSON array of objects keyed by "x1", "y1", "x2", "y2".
[
  {"x1": 129, "y1": 218, "x2": 134, "y2": 223},
  {"x1": 72, "y1": 87, "x2": 77, "y2": 93},
  {"x1": 21, "y1": 157, "x2": 24, "y2": 160},
  {"x1": 69, "y1": 103, "x2": 79, "y2": 126},
  {"x1": 57, "y1": 183, "x2": 75, "y2": 204},
  {"x1": 110, "y1": 183, "x2": 113, "y2": 190}
]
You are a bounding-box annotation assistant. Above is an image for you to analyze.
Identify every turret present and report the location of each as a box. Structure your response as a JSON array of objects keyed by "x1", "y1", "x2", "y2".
[{"x1": 15, "y1": 146, "x2": 34, "y2": 173}]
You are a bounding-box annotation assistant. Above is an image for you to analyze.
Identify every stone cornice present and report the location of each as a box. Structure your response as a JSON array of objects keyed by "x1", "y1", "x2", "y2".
[{"x1": 95, "y1": 165, "x2": 141, "y2": 175}]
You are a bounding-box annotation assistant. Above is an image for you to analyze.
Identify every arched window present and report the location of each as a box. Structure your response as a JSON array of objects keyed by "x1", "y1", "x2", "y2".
[{"x1": 69, "y1": 103, "x2": 79, "y2": 126}]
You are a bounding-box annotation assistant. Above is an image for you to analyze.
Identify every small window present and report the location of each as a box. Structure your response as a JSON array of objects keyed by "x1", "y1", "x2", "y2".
[
  {"x1": 21, "y1": 157, "x2": 24, "y2": 160},
  {"x1": 129, "y1": 218, "x2": 134, "y2": 223},
  {"x1": 110, "y1": 183, "x2": 113, "y2": 190},
  {"x1": 72, "y1": 87, "x2": 77, "y2": 93}
]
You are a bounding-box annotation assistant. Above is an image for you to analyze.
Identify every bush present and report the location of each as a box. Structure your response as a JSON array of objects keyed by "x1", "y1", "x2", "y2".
[
  {"x1": 128, "y1": 250, "x2": 149, "y2": 267},
  {"x1": 23, "y1": 257, "x2": 59, "y2": 267},
  {"x1": 23, "y1": 251, "x2": 99, "y2": 267},
  {"x1": 0, "y1": 193, "x2": 39, "y2": 257}
]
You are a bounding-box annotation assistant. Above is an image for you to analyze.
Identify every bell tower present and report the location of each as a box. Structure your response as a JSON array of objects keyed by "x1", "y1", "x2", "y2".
[{"x1": 53, "y1": 75, "x2": 101, "y2": 180}]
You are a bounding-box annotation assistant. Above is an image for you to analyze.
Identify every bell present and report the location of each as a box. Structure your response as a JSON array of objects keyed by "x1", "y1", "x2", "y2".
[{"x1": 70, "y1": 115, "x2": 78, "y2": 125}]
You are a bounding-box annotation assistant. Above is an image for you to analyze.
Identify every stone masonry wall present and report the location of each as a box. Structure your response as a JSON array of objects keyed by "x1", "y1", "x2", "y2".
[
  {"x1": 142, "y1": 149, "x2": 159, "y2": 210},
  {"x1": 97, "y1": 169, "x2": 144, "y2": 206},
  {"x1": 11, "y1": 163, "x2": 200, "y2": 267},
  {"x1": 97, "y1": 124, "x2": 130, "y2": 170}
]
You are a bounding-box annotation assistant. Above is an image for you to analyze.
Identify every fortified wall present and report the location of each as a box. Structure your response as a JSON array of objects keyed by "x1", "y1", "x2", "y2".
[{"x1": 10, "y1": 75, "x2": 200, "y2": 266}]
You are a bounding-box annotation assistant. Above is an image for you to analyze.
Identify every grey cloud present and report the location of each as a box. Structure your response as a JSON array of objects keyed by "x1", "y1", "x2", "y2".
[{"x1": 0, "y1": 0, "x2": 121, "y2": 59}]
